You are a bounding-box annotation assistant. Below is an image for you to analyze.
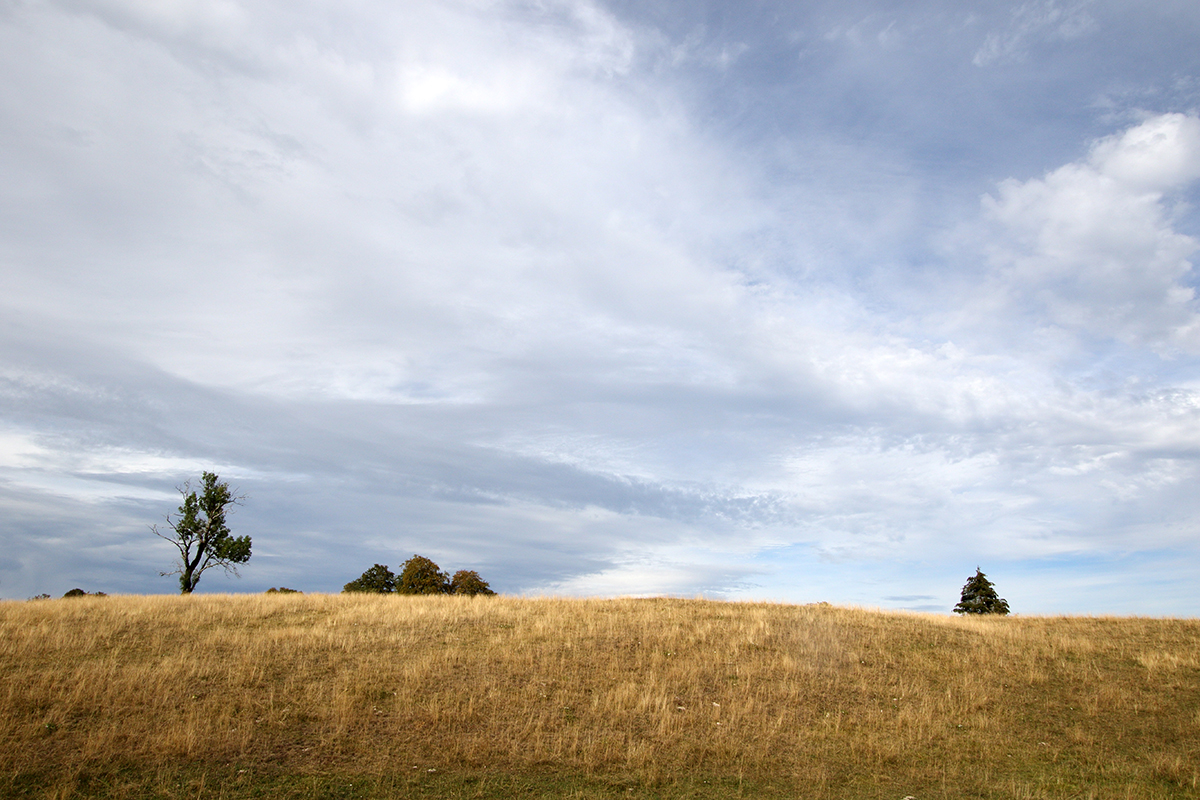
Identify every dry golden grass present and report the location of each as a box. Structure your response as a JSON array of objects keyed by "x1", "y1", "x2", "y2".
[{"x1": 2, "y1": 594, "x2": 1198, "y2": 799}]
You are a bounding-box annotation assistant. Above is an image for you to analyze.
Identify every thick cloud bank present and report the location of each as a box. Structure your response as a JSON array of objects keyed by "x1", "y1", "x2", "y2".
[{"x1": 3, "y1": 0, "x2": 1200, "y2": 613}]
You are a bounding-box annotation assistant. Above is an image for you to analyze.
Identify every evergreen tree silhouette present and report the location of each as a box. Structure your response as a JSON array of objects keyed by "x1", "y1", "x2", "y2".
[{"x1": 953, "y1": 568, "x2": 1010, "y2": 615}]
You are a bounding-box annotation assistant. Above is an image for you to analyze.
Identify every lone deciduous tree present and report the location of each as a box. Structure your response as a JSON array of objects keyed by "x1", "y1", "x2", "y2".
[
  {"x1": 396, "y1": 555, "x2": 450, "y2": 595},
  {"x1": 342, "y1": 564, "x2": 397, "y2": 593},
  {"x1": 153, "y1": 472, "x2": 251, "y2": 594},
  {"x1": 449, "y1": 569, "x2": 495, "y2": 596},
  {"x1": 953, "y1": 567, "x2": 1010, "y2": 615}
]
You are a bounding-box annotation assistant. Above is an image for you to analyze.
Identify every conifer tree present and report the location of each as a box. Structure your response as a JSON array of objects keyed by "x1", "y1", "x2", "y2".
[{"x1": 953, "y1": 567, "x2": 1010, "y2": 615}]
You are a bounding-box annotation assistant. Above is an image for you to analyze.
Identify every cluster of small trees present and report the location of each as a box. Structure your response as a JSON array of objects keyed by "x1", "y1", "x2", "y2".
[{"x1": 343, "y1": 555, "x2": 494, "y2": 596}]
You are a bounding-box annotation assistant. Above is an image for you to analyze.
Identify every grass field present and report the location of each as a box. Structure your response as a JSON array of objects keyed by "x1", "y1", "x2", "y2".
[{"x1": 1, "y1": 594, "x2": 1198, "y2": 799}]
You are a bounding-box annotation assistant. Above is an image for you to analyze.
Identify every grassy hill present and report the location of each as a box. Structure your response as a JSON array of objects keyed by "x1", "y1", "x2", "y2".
[{"x1": 1, "y1": 594, "x2": 1198, "y2": 799}]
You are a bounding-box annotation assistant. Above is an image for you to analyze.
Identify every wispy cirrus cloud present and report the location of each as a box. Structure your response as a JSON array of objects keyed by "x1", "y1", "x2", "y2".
[{"x1": 973, "y1": 0, "x2": 1097, "y2": 66}]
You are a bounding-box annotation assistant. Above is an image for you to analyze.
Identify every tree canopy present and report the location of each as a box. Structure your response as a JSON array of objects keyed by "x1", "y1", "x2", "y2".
[
  {"x1": 153, "y1": 472, "x2": 251, "y2": 594},
  {"x1": 343, "y1": 564, "x2": 397, "y2": 593},
  {"x1": 343, "y1": 556, "x2": 495, "y2": 596},
  {"x1": 953, "y1": 568, "x2": 1010, "y2": 615},
  {"x1": 450, "y1": 569, "x2": 495, "y2": 595},
  {"x1": 397, "y1": 555, "x2": 451, "y2": 594}
]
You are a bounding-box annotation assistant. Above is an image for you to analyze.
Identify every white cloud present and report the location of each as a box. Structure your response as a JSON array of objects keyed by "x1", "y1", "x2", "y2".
[
  {"x1": 392, "y1": 0, "x2": 634, "y2": 115},
  {"x1": 978, "y1": 113, "x2": 1200, "y2": 350},
  {"x1": 62, "y1": 0, "x2": 248, "y2": 39},
  {"x1": 4, "y1": 0, "x2": 1200, "y2": 611},
  {"x1": 397, "y1": 63, "x2": 543, "y2": 115},
  {"x1": 1089, "y1": 113, "x2": 1200, "y2": 191}
]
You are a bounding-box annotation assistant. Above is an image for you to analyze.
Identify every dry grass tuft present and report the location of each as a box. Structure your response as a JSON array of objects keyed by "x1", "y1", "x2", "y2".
[{"x1": 2, "y1": 594, "x2": 1198, "y2": 798}]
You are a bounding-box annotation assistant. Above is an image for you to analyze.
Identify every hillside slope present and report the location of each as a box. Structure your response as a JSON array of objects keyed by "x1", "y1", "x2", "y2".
[{"x1": 2, "y1": 594, "x2": 1198, "y2": 799}]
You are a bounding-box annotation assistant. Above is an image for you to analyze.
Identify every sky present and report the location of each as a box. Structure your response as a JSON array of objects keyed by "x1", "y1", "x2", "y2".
[{"x1": 3, "y1": 0, "x2": 1200, "y2": 614}]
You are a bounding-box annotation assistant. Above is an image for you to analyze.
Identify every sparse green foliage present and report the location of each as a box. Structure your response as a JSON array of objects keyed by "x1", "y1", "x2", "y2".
[
  {"x1": 397, "y1": 555, "x2": 450, "y2": 595},
  {"x1": 343, "y1": 564, "x2": 397, "y2": 594},
  {"x1": 265, "y1": 587, "x2": 301, "y2": 594},
  {"x1": 153, "y1": 472, "x2": 251, "y2": 594},
  {"x1": 29, "y1": 594, "x2": 51, "y2": 601},
  {"x1": 953, "y1": 567, "x2": 1010, "y2": 615},
  {"x1": 450, "y1": 569, "x2": 495, "y2": 596}
]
